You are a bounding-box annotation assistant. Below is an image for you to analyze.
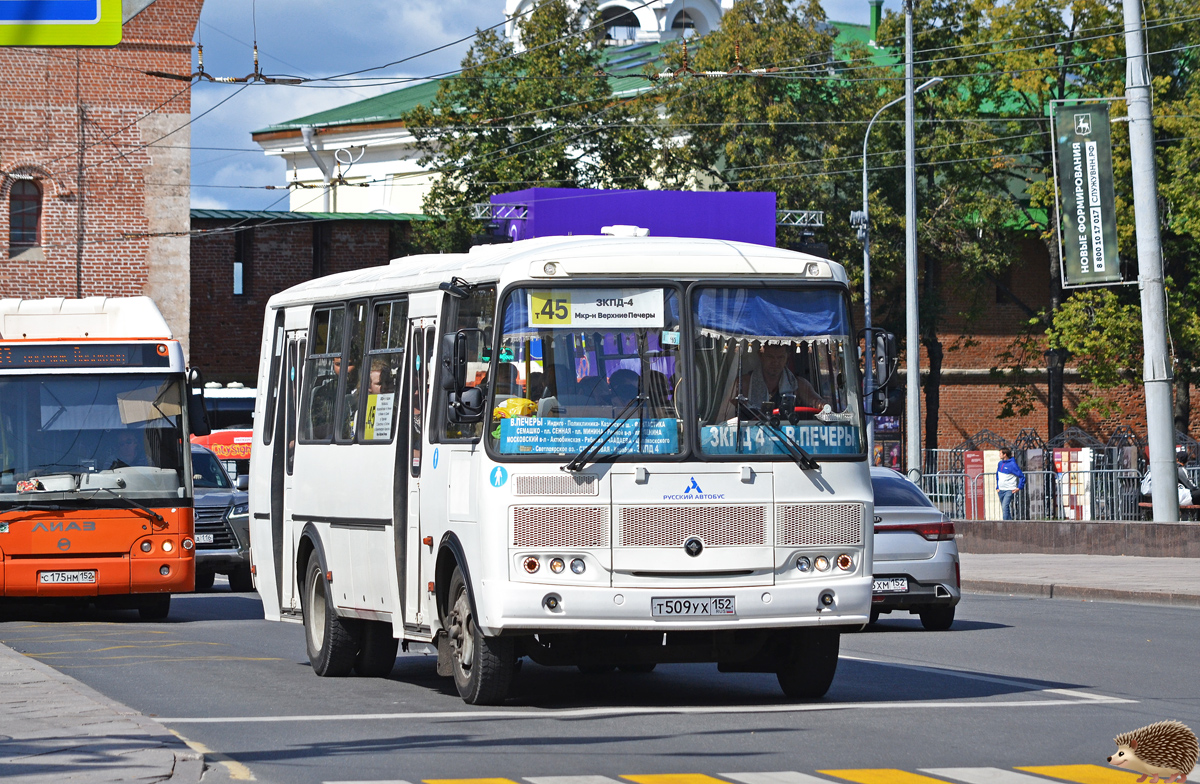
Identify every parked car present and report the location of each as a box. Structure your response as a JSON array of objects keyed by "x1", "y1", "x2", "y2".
[
  {"x1": 191, "y1": 444, "x2": 252, "y2": 592},
  {"x1": 870, "y1": 466, "x2": 961, "y2": 630}
]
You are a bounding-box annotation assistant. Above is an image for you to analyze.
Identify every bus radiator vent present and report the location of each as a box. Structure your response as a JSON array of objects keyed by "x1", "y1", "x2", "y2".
[
  {"x1": 776, "y1": 503, "x2": 863, "y2": 547},
  {"x1": 512, "y1": 506, "x2": 610, "y2": 548},
  {"x1": 512, "y1": 474, "x2": 599, "y2": 496},
  {"x1": 617, "y1": 505, "x2": 766, "y2": 547}
]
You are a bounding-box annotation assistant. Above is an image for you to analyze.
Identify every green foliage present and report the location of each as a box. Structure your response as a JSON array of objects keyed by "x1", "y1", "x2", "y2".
[{"x1": 404, "y1": 0, "x2": 660, "y2": 252}]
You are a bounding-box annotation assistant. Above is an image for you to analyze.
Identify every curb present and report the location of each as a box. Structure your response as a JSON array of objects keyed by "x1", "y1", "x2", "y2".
[
  {"x1": 0, "y1": 641, "x2": 209, "y2": 783},
  {"x1": 963, "y1": 579, "x2": 1200, "y2": 608}
]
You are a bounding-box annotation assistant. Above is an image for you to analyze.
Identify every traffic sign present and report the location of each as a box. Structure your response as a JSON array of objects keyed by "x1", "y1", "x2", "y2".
[{"x1": 0, "y1": 0, "x2": 122, "y2": 46}]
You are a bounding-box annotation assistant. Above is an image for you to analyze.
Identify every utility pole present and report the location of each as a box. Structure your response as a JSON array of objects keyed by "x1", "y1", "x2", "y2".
[
  {"x1": 75, "y1": 53, "x2": 85, "y2": 299},
  {"x1": 1123, "y1": 0, "x2": 1177, "y2": 521},
  {"x1": 903, "y1": 0, "x2": 921, "y2": 479}
]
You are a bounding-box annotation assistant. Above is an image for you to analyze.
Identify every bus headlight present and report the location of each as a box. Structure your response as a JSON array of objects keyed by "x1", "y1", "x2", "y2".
[
  {"x1": 549, "y1": 558, "x2": 565, "y2": 574},
  {"x1": 182, "y1": 538, "x2": 194, "y2": 550},
  {"x1": 162, "y1": 540, "x2": 174, "y2": 553},
  {"x1": 522, "y1": 557, "x2": 540, "y2": 574},
  {"x1": 570, "y1": 558, "x2": 586, "y2": 574},
  {"x1": 795, "y1": 556, "x2": 812, "y2": 573},
  {"x1": 141, "y1": 541, "x2": 152, "y2": 552},
  {"x1": 836, "y1": 553, "x2": 853, "y2": 571},
  {"x1": 814, "y1": 556, "x2": 830, "y2": 572},
  {"x1": 160, "y1": 565, "x2": 170, "y2": 576}
]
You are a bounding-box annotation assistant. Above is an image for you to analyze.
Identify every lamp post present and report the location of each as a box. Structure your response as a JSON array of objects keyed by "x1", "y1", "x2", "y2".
[{"x1": 855, "y1": 77, "x2": 942, "y2": 463}]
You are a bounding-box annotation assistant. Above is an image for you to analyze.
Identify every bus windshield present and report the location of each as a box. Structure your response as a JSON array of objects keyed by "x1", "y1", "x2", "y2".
[
  {"x1": 487, "y1": 286, "x2": 684, "y2": 458},
  {"x1": 0, "y1": 375, "x2": 188, "y2": 505},
  {"x1": 692, "y1": 286, "x2": 864, "y2": 458}
]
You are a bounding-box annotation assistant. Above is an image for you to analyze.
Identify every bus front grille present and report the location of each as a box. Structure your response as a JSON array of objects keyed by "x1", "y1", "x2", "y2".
[
  {"x1": 512, "y1": 506, "x2": 609, "y2": 548},
  {"x1": 194, "y1": 506, "x2": 238, "y2": 549},
  {"x1": 512, "y1": 474, "x2": 599, "y2": 496},
  {"x1": 776, "y1": 503, "x2": 863, "y2": 546},
  {"x1": 617, "y1": 505, "x2": 766, "y2": 547}
]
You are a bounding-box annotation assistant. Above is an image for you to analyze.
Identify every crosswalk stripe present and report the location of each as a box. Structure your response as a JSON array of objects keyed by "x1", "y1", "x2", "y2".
[
  {"x1": 1017, "y1": 765, "x2": 1145, "y2": 784},
  {"x1": 922, "y1": 768, "x2": 1063, "y2": 784},
  {"x1": 425, "y1": 779, "x2": 520, "y2": 784},
  {"x1": 622, "y1": 775, "x2": 732, "y2": 784},
  {"x1": 723, "y1": 772, "x2": 840, "y2": 784},
  {"x1": 821, "y1": 770, "x2": 955, "y2": 784},
  {"x1": 325, "y1": 781, "x2": 413, "y2": 784},
  {"x1": 526, "y1": 777, "x2": 624, "y2": 784}
]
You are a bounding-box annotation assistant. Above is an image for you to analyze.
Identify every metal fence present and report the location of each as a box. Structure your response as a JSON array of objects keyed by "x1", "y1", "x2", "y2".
[{"x1": 918, "y1": 468, "x2": 1152, "y2": 521}]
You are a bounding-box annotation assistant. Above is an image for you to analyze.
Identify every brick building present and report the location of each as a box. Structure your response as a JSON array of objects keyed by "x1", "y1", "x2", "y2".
[
  {"x1": 189, "y1": 210, "x2": 422, "y2": 382},
  {"x1": 0, "y1": 0, "x2": 202, "y2": 352}
]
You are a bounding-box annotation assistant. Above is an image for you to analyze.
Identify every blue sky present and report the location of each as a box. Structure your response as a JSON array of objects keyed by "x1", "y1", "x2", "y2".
[{"x1": 189, "y1": 0, "x2": 873, "y2": 211}]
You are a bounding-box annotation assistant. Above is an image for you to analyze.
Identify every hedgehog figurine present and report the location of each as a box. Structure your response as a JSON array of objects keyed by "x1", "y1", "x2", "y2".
[{"x1": 1107, "y1": 720, "x2": 1199, "y2": 783}]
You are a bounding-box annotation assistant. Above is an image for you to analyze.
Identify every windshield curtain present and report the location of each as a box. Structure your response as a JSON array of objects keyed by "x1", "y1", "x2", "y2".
[
  {"x1": 487, "y1": 286, "x2": 684, "y2": 458},
  {"x1": 692, "y1": 286, "x2": 864, "y2": 458},
  {"x1": 0, "y1": 375, "x2": 187, "y2": 504}
]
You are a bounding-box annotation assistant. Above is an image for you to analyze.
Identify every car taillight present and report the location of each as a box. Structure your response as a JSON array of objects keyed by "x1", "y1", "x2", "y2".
[{"x1": 875, "y1": 521, "x2": 956, "y2": 541}]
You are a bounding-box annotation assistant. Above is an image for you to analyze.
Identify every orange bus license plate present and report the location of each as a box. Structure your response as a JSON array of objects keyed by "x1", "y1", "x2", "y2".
[{"x1": 39, "y1": 570, "x2": 97, "y2": 584}]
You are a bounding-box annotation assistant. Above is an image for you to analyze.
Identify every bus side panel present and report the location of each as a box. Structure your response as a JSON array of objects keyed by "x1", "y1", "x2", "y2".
[{"x1": 250, "y1": 307, "x2": 284, "y2": 621}]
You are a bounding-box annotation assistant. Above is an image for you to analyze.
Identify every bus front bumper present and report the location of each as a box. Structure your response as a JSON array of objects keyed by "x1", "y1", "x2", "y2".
[
  {"x1": 1, "y1": 554, "x2": 194, "y2": 597},
  {"x1": 477, "y1": 575, "x2": 871, "y2": 635}
]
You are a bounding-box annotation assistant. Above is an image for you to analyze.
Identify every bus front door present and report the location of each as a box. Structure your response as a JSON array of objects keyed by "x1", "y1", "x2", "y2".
[
  {"x1": 402, "y1": 320, "x2": 434, "y2": 630},
  {"x1": 281, "y1": 332, "x2": 305, "y2": 614}
]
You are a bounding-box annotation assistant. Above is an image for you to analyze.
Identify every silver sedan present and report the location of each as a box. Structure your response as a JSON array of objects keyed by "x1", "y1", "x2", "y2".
[{"x1": 869, "y1": 466, "x2": 961, "y2": 630}]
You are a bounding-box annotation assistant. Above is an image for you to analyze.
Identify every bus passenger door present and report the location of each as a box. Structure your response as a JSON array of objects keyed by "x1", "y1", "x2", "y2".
[
  {"x1": 403, "y1": 320, "x2": 434, "y2": 629},
  {"x1": 281, "y1": 333, "x2": 305, "y2": 613}
]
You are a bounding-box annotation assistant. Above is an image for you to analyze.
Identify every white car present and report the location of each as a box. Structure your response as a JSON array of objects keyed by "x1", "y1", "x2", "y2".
[{"x1": 869, "y1": 466, "x2": 961, "y2": 630}]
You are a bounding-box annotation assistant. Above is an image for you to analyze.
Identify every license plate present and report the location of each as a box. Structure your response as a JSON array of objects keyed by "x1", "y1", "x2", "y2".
[
  {"x1": 39, "y1": 570, "x2": 97, "y2": 584},
  {"x1": 195, "y1": 534, "x2": 214, "y2": 544},
  {"x1": 651, "y1": 597, "x2": 735, "y2": 617},
  {"x1": 873, "y1": 577, "x2": 909, "y2": 593}
]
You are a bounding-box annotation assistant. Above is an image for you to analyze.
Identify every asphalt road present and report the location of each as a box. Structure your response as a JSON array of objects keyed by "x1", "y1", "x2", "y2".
[{"x1": 0, "y1": 586, "x2": 1195, "y2": 784}]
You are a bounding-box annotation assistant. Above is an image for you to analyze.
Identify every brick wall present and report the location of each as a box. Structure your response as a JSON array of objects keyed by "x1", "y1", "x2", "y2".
[
  {"x1": 190, "y1": 217, "x2": 404, "y2": 381},
  {"x1": 0, "y1": 0, "x2": 202, "y2": 351}
]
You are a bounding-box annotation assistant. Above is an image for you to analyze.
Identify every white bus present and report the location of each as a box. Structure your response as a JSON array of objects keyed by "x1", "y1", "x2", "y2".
[{"x1": 249, "y1": 234, "x2": 894, "y2": 704}]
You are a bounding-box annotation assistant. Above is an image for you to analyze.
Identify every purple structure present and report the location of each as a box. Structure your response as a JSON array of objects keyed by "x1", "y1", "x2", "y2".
[{"x1": 489, "y1": 188, "x2": 776, "y2": 247}]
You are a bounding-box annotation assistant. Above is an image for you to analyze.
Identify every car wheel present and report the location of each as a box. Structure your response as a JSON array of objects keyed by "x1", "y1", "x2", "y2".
[
  {"x1": 137, "y1": 594, "x2": 171, "y2": 621},
  {"x1": 228, "y1": 564, "x2": 254, "y2": 593},
  {"x1": 869, "y1": 609, "x2": 881, "y2": 625},
  {"x1": 918, "y1": 605, "x2": 956, "y2": 631},
  {"x1": 578, "y1": 664, "x2": 616, "y2": 674},
  {"x1": 355, "y1": 620, "x2": 399, "y2": 677},
  {"x1": 446, "y1": 566, "x2": 515, "y2": 704},
  {"x1": 618, "y1": 663, "x2": 656, "y2": 673},
  {"x1": 194, "y1": 569, "x2": 215, "y2": 593},
  {"x1": 303, "y1": 551, "x2": 359, "y2": 676},
  {"x1": 777, "y1": 628, "x2": 840, "y2": 699}
]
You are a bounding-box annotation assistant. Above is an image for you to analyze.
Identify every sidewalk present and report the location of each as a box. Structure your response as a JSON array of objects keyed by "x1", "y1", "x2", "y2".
[
  {"x1": 0, "y1": 641, "x2": 206, "y2": 783},
  {"x1": 961, "y1": 552, "x2": 1200, "y2": 607}
]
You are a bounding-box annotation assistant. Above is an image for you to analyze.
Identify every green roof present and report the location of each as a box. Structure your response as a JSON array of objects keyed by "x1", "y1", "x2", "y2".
[{"x1": 191, "y1": 209, "x2": 428, "y2": 221}]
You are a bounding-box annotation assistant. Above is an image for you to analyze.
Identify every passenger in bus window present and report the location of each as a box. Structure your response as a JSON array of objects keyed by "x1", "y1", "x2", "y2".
[
  {"x1": 727, "y1": 343, "x2": 828, "y2": 416},
  {"x1": 607, "y1": 369, "x2": 641, "y2": 409},
  {"x1": 526, "y1": 371, "x2": 546, "y2": 401}
]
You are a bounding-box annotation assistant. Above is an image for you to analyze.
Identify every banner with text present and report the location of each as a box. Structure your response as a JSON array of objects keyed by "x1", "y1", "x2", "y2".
[{"x1": 1054, "y1": 104, "x2": 1122, "y2": 287}]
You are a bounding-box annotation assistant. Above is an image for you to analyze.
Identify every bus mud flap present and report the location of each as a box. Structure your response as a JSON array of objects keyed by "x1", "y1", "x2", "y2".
[{"x1": 435, "y1": 630, "x2": 454, "y2": 676}]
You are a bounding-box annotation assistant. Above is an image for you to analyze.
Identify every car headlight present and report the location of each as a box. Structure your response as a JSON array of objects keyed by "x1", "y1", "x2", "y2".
[{"x1": 228, "y1": 503, "x2": 249, "y2": 521}]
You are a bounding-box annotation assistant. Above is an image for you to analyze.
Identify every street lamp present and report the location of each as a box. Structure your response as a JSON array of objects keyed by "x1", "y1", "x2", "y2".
[{"x1": 855, "y1": 76, "x2": 942, "y2": 463}]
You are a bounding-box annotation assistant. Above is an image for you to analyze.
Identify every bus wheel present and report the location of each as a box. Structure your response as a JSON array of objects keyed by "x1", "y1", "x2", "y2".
[
  {"x1": 618, "y1": 663, "x2": 656, "y2": 673},
  {"x1": 138, "y1": 594, "x2": 171, "y2": 621},
  {"x1": 776, "y1": 628, "x2": 840, "y2": 699},
  {"x1": 355, "y1": 620, "x2": 399, "y2": 677},
  {"x1": 228, "y1": 565, "x2": 254, "y2": 593},
  {"x1": 446, "y1": 566, "x2": 514, "y2": 705},
  {"x1": 194, "y1": 569, "x2": 215, "y2": 592},
  {"x1": 303, "y1": 551, "x2": 358, "y2": 677}
]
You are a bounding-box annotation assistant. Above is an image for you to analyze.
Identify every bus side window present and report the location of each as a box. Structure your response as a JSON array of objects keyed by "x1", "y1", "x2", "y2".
[
  {"x1": 442, "y1": 285, "x2": 495, "y2": 442},
  {"x1": 300, "y1": 305, "x2": 345, "y2": 442},
  {"x1": 410, "y1": 325, "x2": 425, "y2": 477},
  {"x1": 262, "y1": 311, "x2": 284, "y2": 446},
  {"x1": 362, "y1": 299, "x2": 406, "y2": 442},
  {"x1": 337, "y1": 301, "x2": 368, "y2": 442}
]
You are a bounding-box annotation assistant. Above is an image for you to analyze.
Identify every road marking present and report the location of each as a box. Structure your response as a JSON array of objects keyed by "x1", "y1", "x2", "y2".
[
  {"x1": 169, "y1": 728, "x2": 256, "y2": 781},
  {"x1": 530, "y1": 773, "x2": 628, "y2": 777},
  {"x1": 623, "y1": 776, "x2": 730, "y2": 784},
  {"x1": 325, "y1": 781, "x2": 414, "y2": 784},
  {"x1": 1018, "y1": 766, "x2": 1144, "y2": 784},
  {"x1": 821, "y1": 770, "x2": 952, "y2": 784},
  {"x1": 154, "y1": 692, "x2": 1133, "y2": 724},
  {"x1": 922, "y1": 768, "x2": 1063, "y2": 784},
  {"x1": 723, "y1": 772, "x2": 843, "y2": 784},
  {"x1": 838, "y1": 656, "x2": 1104, "y2": 695},
  {"x1": 425, "y1": 779, "x2": 520, "y2": 784}
]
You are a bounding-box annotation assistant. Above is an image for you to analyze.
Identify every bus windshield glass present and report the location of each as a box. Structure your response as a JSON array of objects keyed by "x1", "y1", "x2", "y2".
[
  {"x1": 0, "y1": 375, "x2": 188, "y2": 505},
  {"x1": 487, "y1": 287, "x2": 683, "y2": 458},
  {"x1": 692, "y1": 286, "x2": 864, "y2": 458}
]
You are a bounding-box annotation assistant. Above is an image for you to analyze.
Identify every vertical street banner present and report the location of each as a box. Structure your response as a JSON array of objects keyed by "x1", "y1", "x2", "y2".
[
  {"x1": 1054, "y1": 103, "x2": 1122, "y2": 287},
  {"x1": 0, "y1": 0, "x2": 122, "y2": 46}
]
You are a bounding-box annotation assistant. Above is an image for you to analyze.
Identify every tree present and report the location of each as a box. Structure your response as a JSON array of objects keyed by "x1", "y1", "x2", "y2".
[{"x1": 404, "y1": 0, "x2": 660, "y2": 252}]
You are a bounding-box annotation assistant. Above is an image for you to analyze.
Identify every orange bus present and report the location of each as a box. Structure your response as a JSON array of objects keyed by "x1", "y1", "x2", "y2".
[{"x1": 0, "y1": 297, "x2": 210, "y2": 619}]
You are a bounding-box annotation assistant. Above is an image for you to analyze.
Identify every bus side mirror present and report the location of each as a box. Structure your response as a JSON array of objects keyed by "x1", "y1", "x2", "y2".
[
  {"x1": 441, "y1": 331, "x2": 470, "y2": 392},
  {"x1": 858, "y1": 328, "x2": 897, "y2": 415},
  {"x1": 448, "y1": 386, "x2": 485, "y2": 424},
  {"x1": 186, "y1": 383, "x2": 212, "y2": 437},
  {"x1": 442, "y1": 329, "x2": 486, "y2": 424}
]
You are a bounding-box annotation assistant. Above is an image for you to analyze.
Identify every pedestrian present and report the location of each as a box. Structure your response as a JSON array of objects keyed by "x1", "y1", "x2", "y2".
[
  {"x1": 996, "y1": 447, "x2": 1025, "y2": 520},
  {"x1": 1176, "y1": 448, "x2": 1197, "y2": 507}
]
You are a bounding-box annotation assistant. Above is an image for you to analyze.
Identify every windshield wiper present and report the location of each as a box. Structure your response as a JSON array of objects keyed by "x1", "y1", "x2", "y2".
[
  {"x1": 561, "y1": 395, "x2": 648, "y2": 473},
  {"x1": 86, "y1": 487, "x2": 167, "y2": 527},
  {"x1": 734, "y1": 398, "x2": 819, "y2": 470},
  {"x1": 0, "y1": 501, "x2": 72, "y2": 516}
]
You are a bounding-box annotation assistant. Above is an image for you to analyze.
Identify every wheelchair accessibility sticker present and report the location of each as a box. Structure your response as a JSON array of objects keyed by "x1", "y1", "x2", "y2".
[{"x1": 490, "y1": 466, "x2": 508, "y2": 488}]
